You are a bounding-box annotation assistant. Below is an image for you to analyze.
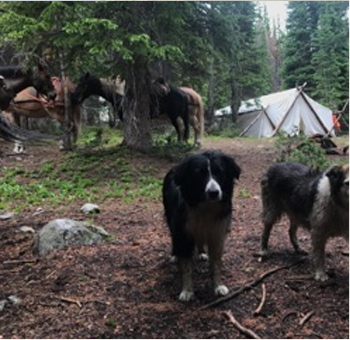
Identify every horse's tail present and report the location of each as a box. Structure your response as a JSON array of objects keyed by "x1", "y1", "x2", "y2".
[{"x1": 0, "y1": 114, "x2": 21, "y2": 142}]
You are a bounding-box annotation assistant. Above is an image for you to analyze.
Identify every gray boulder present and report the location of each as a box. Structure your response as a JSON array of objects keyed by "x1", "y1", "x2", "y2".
[{"x1": 34, "y1": 219, "x2": 110, "y2": 256}]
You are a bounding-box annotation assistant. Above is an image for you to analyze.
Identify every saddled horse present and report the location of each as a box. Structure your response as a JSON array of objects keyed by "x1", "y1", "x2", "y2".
[
  {"x1": 73, "y1": 72, "x2": 124, "y2": 126},
  {"x1": 0, "y1": 63, "x2": 56, "y2": 110},
  {"x1": 2, "y1": 76, "x2": 81, "y2": 148},
  {"x1": 152, "y1": 78, "x2": 204, "y2": 145}
]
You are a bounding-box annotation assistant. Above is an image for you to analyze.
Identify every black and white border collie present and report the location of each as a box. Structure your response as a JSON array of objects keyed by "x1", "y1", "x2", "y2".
[
  {"x1": 162, "y1": 150, "x2": 241, "y2": 301},
  {"x1": 259, "y1": 162, "x2": 349, "y2": 281}
]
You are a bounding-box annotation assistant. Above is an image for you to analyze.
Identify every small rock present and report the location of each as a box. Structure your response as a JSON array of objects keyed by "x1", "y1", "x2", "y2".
[
  {"x1": 8, "y1": 295, "x2": 21, "y2": 306},
  {"x1": 0, "y1": 212, "x2": 14, "y2": 220},
  {"x1": 20, "y1": 226, "x2": 35, "y2": 233},
  {"x1": 0, "y1": 300, "x2": 7, "y2": 312},
  {"x1": 81, "y1": 203, "x2": 100, "y2": 214},
  {"x1": 32, "y1": 208, "x2": 44, "y2": 217},
  {"x1": 87, "y1": 225, "x2": 110, "y2": 237}
]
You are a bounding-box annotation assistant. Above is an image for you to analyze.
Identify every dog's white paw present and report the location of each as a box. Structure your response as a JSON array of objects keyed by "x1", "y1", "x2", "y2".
[
  {"x1": 257, "y1": 249, "x2": 268, "y2": 257},
  {"x1": 215, "y1": 285, "x2": 229, "y2": 296},
  {"x1": 179, "y1": 290, "x2": 194, "y2": 302},
  {"x1": 315, "y1": 270, "x2": 329, "y2": 282},
  {"x1": 198, "y1": 253, "x2": 209, "y2": 261}
]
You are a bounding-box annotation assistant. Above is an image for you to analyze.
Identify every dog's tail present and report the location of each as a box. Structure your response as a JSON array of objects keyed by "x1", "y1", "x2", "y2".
[
  {"x1": 260, "y1": 175, "x2": 269, "y2": 221},
  {"x1": 260, "y1": 174, "x2": 282, "y2": 225}
]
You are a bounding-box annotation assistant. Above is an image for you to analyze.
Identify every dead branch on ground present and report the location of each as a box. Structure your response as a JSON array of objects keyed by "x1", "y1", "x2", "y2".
[
  {"x1": 299, "y1": 311, "x2": 315, "y2": 327},
  {"x1": 3, "y1": 259, "x2": 38, "y2": 265},
  {"x1": 199, "y1": 259, "x2": 305, "y2": 310},
  {"x1": 253, "y1": 283, "x2": 266, "y2": 316},
  {"x1": 223, "y1": 310, "x2": 261, "y2": 339},
  {"x1": 58, "y1": 296, "x2": 82, "y2": 308}
]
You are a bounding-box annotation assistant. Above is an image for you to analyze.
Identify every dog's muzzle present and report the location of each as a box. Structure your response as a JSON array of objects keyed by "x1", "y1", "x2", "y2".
[{"x1": 205, "y1": 178, "x2": 222, "y2": 202}]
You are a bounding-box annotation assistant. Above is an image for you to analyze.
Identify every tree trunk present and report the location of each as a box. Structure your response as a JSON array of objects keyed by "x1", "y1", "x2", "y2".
[
  {"x1": 230, "y1": 74, "x2": 241, "y2": 123},
  {"x1": 206, "y1": 59, "x2": 216, "y2": 126},
  {"x1": 59, "y1": 56, "x2": 74, "y2": 151},
  {"x1": 123, "y1": 59, "x2": 152, "y2": 151}
]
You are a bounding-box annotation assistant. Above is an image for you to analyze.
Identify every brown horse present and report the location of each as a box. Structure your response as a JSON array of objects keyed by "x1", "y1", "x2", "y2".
[
  {"x1": 152, "y1": 78, "x2": 204, "y2": 145},
  {"x1": 3, "y1": 76, "x2": 81, "y2": 144},
  {"x1": 0, "y1": 64, "x2": 56, "y2": 110}
]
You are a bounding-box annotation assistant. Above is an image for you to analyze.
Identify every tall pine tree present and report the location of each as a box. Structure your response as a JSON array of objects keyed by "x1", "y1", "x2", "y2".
[
  {"x1": 311, "y1": 1, "x2": 349, "y2": 109},
  {"x1": 282, "y1": 1, "x2": 321, "y2": 91}
]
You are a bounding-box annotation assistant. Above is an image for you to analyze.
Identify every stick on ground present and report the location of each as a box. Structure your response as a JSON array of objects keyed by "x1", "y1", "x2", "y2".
[
  {"x1": 200, "y1": 259, "x2": 305, "y2": 310},
  {"x1": 223, "y1": 310, "x2": 261, "y2": 339},
  {"x1": 58, "y1": 296, "x2": 82, "y2": 308},
  {"x1": 253, "y1": 283, "x2": 266, "y2": 316},
  {"x1": 3, "y1": 259, "x2": 38, "y2": 265},
  {"x1": 299, "y1": 311, "x2": 315, "y2": 327}
]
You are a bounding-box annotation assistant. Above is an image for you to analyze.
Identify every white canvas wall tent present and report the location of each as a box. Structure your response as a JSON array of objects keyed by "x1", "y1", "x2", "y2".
[{"x1": 215, "y1": 87, "x2": 335, "y2": 138}]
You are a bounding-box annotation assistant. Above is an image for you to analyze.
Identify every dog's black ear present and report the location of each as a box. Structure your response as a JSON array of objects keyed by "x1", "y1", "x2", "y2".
[
  {"x1": 326, "y1": 165, "x2": 341, "y2": 179},
  {"x1": 173, "y1": 157, "x2": 190, "y2": 187},
  {"x1": 325, "y1": 165, "x2": 346, "y2": 187},
  {"x1": 225, "y1": 156, "x2": 241, "y2": 180}
]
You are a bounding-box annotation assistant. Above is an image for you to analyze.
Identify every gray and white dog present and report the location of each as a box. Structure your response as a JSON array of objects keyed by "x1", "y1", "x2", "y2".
[{"x1": 258, "y1": 162, "x2": 349, "y2": 281}]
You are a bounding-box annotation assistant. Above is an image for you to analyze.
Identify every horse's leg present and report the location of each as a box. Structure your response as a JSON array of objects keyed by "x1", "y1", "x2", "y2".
[
  {"x1": 189, "y1": 107, "x2": 201, "y2": 145},
  {"x1": 43, "y1": 106, "x2": 71, "y2": 150},
  {"x1": 175, "y1": 116, "x2": 185, "y2": 142},
  {"x1": 13, "y1": 112, "x2": 21, "y2": 126}
]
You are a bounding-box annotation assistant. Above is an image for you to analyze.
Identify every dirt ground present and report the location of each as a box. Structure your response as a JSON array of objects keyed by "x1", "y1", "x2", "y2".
[{"x1": 0, "y1": 137, "x2": 348, "y2": 339}]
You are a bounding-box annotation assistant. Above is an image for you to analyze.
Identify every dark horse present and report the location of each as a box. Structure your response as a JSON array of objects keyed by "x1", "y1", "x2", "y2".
[
  {"x1": 150, "y1": 79, "x2": 190, "y2": 143},
  {"x1": 0, "y1": 63, "x2": 56, "y2": 110},
  {"x1": 73, "y1": 72, "x2": 124, "y2": 126},
  {"x1": 152, "y1": 78, "x2": 204, "y2": 145}
]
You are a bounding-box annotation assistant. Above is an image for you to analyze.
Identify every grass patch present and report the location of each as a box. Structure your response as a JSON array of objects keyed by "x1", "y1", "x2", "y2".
[
  {"x1": 0, "y1": 159, "x2": 162, "y2": 212},
  {"x1": 0, "y1": 131, "x2": 165, "y2": 212},
  {"x1": 0, "y1": 129, "x2": 232, "y2": 212}
]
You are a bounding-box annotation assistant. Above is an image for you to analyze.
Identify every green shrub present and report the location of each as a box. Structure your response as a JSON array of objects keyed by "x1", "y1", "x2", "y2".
[
  {"x1": 208, "y1": 117, "x2": 241, "y2": 138},
  {"x1": 276, "y1": 134, "x2": 331, "y2": 170}
]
